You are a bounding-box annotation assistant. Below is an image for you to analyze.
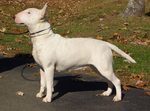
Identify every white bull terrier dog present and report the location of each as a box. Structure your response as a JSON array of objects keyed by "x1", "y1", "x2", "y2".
[{"x1": 14, "y1": 3, "x2": 136, "y2": 103}]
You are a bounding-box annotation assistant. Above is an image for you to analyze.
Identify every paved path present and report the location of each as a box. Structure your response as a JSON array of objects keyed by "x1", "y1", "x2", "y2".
[{"x1": 0, "y1": 56, "x2": 149, "y2": 111}]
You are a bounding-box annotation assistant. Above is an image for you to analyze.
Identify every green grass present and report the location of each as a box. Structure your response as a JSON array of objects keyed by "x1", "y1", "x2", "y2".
[{"x1": 113, "y1": 43, "x2": 150, "y2": 74}]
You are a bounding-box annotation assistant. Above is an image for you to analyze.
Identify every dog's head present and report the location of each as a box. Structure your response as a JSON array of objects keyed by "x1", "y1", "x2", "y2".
[{"x1": 14, "y1": 3, "x2": 48, "y2": 27}]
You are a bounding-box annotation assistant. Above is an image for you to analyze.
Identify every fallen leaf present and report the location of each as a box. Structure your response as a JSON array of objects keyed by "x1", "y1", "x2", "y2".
[
  {"x1": 27, "y1": 63, "x2": 37, "y2": 68},
  {"x1": 136, "y1": 80, "x2": 147, "y2": 87},
  {"x1": 123, "y1": 60, "x2": 131, "y2": 63},
  {"x1": 96, "y1": 36, "x2": 103, "y2": 40},
  {"x1": 1, "y1": 52, "x2": 8, "y2": 55},
  {"x1": 119, "y1": 27, "x2": 127, "y2": 30},
  {"x1": 130, "y1": 74, "x2": 140, "y2": 81},
  {"x1": 12, "y1": 47, "x2": 20, "y2": 51},
  {"x1": 123, "y1": 22, "x2": 129, "y2": 26},
  {"x1": 0, "y1": 76, "x2": 3, "y2": 79},
  {"x1": 61, "y1": 30, "x2": 70, "y2": 36},
  {"x1": 133, "y1": 27, "x2": 142, "y2": 30},
  {"x1": 16, "y1": 91, "x2": 25, "y2": 96},
  {"x1": 130, "y1": 72, "x2": 145, "y2": 81},
  {"x1": 58, "y1": 9, "x2": 64, "y2": 14},
  {"x1": 15, "y1": 39, "x2": 22, "y2": 44},
  {"x1": 122, "y1": 85, "x2": 130, "y2": 91},
  {"x1": 79, "y1": 23, "x2": 83, "y2": 25},
  {"x1": 32, "y1": 72, "x2": 40, "y2": 77},
  {"x1": 101, "y1": 26, "x2": 109, "y2": 29},
  {"x1": 96, "y1": 94, "x2": 101, "y2": 96},
  {"x1": 53, "y1": 22, "x2": 62, "y2": 26},
  {"x1": 0, "y1": 10, "x2": 4, "y2": 14},
  {"x1": 99, "y1": 18, "x2": 104, "y2": 21},
  {"x1": 115, "y1": 69, "x2": 124, "y2": 72},
  {"x1": 98, "y1": 24, "x2": 105, "y2": 27},
  {"x1": 144, "y1": 92, "x2": 150, "y2": 96},
  {"x1": 14, "y1": 29, "x2": 22, "y2": 34},
  {"x1": 97, "y1": 29, "x2": 102, "y2": 32},
  {"x1": 113, "y1": 52, "x2": 120, "y2": 57},
  {"x1": 52, "y1": 28, "x2": 57, "y2": 31},
  {"x1": 124, "y1": 65, "x2": 131, "y2": 68},
  {"x1": 121, "y1": 74, "x2": 130, "y2": 78},
  {"x1": 19, "y1": 34, "x2": 28, "y2": 38},
  {"x1": 133, "y1": 30, "x2": 141, "y2": 33},
  {"x1": 0, "y1": 27, "x2": 6, "y2": 32},
  {"x1": 139, "y1": 72, "x2": 145, "y2": 78},
  {"x1": 109, "y1": 32, "x2": 120, "y2": 39}
]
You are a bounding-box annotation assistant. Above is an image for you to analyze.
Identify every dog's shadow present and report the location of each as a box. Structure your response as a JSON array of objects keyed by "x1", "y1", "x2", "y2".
[
  {"x1": 0, "y1": 54, "x2": 34, "y2": 73},
  {"x1": 52, "y1": 75, "x2": 115, "y2": 102}
]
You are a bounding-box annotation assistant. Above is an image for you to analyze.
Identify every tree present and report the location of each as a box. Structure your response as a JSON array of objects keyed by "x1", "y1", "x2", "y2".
[{"x1": 118, "y1": 0, "x2": 145, "y2": 17}]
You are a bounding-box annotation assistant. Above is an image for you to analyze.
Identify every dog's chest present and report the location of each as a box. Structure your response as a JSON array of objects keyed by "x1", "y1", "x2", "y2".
[{"x1": 32, "y1": 49, "x2": 43, "y2": 66}]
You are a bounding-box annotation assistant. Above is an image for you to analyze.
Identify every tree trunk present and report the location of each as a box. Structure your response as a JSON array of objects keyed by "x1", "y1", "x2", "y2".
[{"x1": 118, "y1": 0, "x2": 145, "y2": 17}]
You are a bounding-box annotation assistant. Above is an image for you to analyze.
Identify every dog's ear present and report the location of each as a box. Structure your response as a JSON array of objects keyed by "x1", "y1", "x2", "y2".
[{"x1": 41, "y1": 3, "x2": 48, "y2": 19}]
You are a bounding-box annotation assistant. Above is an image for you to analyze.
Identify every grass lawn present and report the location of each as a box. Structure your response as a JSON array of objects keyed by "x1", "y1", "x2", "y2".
[{"x1": 0, "y1": 0, "x2": 150, "y2": 90}]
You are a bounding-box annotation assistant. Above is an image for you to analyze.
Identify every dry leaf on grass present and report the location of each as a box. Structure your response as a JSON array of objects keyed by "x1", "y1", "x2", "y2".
[
  {"x1": 1, "y1": 52, "x2": 8, "y2": 55},
  {"x1": 124, "y1": 65, "x2": 131, "y2": 68},
  {"x1": 0, "y1": 27, "x2": 6, "y2": 32},
  {"x1": 123, "y1": 22, "x2": 129, "y2": 26},
  {"x1": 130, "y1": 72, "x2": 145, "y2": 81},
  {"x1": 113, "y1": 52, "x2": 120, "y2": 57},
  {"x1": 109, "y1": 32, "x2": 120, "y2": 39},
  {"x1": 123, "y1": 60, "x2": 131, "y2": 63},
  {"x1": 61, "y1": 30, "x2": 70, "y2": 36},
  {"x1": 96, "y1": 36, "x2": 103, "y2": 40},
  {"x1": 98, "y1": 24, "x2": 105, "y2": 27},
  {"x1": 12, "y1": 47, "x2": 20, "y2": 51},
  {"x1": 119, "y1": 27, "x2": 127, "y2": 30},
  {"x1": 135, "y1": 80, "x2": 147, "y2": 87},
  {"x1": 115, "y1": 69, "x2": 125, "y2": 72},
  {"x1": 99, "y1": 18, "x2": 104, "y2": 21},
  {"x1": 15, "y1": 39, "x2": 22, "y2": 43}
]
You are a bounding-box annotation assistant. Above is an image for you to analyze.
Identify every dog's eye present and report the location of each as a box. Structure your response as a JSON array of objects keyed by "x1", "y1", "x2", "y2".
[{"x1": 28, "y1": 12, "x2": 31, "y2": 14}]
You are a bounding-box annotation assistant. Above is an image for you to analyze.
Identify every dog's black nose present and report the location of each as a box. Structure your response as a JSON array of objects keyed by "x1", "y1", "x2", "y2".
[{"x1": 13, "y1": 16, "x2": 16, "y2": 20}]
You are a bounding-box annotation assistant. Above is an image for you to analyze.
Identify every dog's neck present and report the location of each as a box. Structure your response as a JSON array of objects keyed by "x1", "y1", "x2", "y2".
[{"x1": 28, "y1": 22, "x2": 53, "y2": 38}]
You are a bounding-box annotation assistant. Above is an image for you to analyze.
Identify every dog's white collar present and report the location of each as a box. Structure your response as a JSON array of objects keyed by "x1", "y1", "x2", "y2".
[{"x1": 29, "y1": 26, "x2": 51, "y2": 38}]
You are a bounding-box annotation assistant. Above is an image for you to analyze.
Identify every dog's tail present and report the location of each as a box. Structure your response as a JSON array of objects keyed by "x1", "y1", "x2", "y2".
[{"x1": 105, "y1": 42, "x2": 136, "y2": 63}]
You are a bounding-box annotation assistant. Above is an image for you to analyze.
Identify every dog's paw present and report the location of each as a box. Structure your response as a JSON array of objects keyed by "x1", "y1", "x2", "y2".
[
  {"x1": 42, "y1": 97, "x2": 51, "y2": 103},
  {"x1": 113, "y1": 96, "x2": 121, "y2": 102},
  {"x1": 101, "y1": 91, "x2": 111, "y2": 96},
  {"x1": 36, "y1": 92, "x2": 44, "y2": 98}
]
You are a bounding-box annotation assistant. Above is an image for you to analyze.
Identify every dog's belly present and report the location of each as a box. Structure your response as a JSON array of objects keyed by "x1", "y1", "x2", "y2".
[{"x1": 55, "y1": 64, "x2": 89, "y2": 72}]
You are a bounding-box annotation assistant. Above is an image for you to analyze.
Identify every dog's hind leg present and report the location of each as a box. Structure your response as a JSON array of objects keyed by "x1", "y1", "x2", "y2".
[
  {"x1": 36, "y1": 68, "x2": 46, "y2": 98},
  {"x1": 91, "y1": 65, "x2": 113, "y2": 97},
  {"x1": 94, "y1": 64, "x2": 121, "y2": 102}
]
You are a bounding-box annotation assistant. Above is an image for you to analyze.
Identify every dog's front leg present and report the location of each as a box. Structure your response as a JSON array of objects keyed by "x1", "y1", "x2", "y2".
[
  {"x1": 36, "y1": 68, "x2": 46, "y2": 98},
  {"x1": 42, "y1": 67, "x2": 54, "y2": 103}
]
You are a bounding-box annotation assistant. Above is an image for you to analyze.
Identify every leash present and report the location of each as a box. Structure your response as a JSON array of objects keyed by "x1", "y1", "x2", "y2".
[
  {"x1": 0, "y1": 26, "x2": 51, "y2": 38},
  {"x1": 0, "y1": 30, "x2": 29, "y2": 35}
]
